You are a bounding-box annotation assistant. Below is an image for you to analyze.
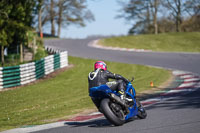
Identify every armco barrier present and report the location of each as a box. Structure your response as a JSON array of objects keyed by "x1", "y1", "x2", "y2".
[
  {"x1": 45, "y1": 46, "x2": 63, "y2": 54},
  {"x1": 0, "y1": 51, "x2": 68, "y2": 90}
]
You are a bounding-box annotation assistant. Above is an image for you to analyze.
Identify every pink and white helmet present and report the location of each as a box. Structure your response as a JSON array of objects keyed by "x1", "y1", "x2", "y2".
[{"x1": 94, "y1": 61, "x2": 107, "y2": 70}]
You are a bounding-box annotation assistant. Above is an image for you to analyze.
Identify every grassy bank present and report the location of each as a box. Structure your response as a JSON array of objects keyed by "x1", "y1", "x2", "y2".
[
  {"x1": 100, "y1": 32, "x2": 200, "y2": 52},
  {"x1": 0, "y1": 56, "x2": 170, "y2": 131}
]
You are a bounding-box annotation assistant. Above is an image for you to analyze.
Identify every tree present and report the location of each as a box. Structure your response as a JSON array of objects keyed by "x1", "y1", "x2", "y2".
[
  {"x1": 0, "y1": 0, "x2": 12, "y2": 66},
  {"x1": 157, "y1": 17, "x2": 176, "y2": 33},
  {"x1": 184, "y1": 0, "x2": 200, "y2": 16},
  {"x1": 56, "y1": 0, "x2": 94, "y2": 37},
  {"x1": 36, "y1": 0, "x2": 51, "y2": 34},
  {"x1": 10, "y1": 0, "x2": 36, "y2": 62},
  {"x1": 50, "y1": 0, "x2": 56, "y2": 36},
  {"x1": 117, "y1": 0, "x2": 200, "y2": 34},
  {"x1": 162, "y1": 0, "x2": 200, "y2": 32},
  {"x1": 181, "y1": 15, "x2": 200, "y2": 32},
  {"x1": 38, "y1": 0, "x2": 94, "y2": 37},
  {"x1": 182, "y1": 0, "x2": 200, "y2": 32},
  {"x1": 162, "y1": 0, "x2": 183, "y2": 32},
  {"x1": 150, "y1": 0, "x2": 159, "y2": 34},
  {"x1": 38, "y1": 0, "x2": 43, "y2": 38},
  {"x1": 0, "y1": 30, "x2": 8, "y2": 66},
  {"x1": 117, "y1": 0, "x2": 160, "y2": 34},
  {"x1": 0, "y1": 0, "x2": 37, "y2": 64},
  {"x1": 117, "y1": 0, "x2": 151, "y2": 34}
]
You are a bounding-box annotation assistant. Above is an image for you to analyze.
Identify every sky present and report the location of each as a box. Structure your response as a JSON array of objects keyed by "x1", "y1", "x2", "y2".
[{"x1": 59, "y1": 0, "x2": 131, "y2": 39}]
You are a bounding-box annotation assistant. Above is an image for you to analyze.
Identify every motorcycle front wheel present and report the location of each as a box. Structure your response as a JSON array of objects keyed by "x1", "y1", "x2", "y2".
[
  {"x1": 136, "y1": 100, "x2": 147, "y2": 119},
  {"x1": 100, "y1": 98, "x2": 125, "y2": 126}
]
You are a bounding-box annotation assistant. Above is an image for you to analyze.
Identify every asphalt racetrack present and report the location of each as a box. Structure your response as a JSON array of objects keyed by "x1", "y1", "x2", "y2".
[
  {"x1": 33, "y1": 38, "x2": 200, "y2": 133},
  {"x1": 45, "y1": 38, "x2": 200, "y2": 74}
]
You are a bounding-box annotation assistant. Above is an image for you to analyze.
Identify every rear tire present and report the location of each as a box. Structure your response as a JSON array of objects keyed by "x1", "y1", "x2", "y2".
[{"x1": 100, "y1": 98, "x2": 125, "y2": 126}]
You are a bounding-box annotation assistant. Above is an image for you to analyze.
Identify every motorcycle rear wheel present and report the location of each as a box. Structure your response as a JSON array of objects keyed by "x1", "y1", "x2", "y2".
[{"x1": 100, "y1": 98, "x2": 125, "y2": 126}]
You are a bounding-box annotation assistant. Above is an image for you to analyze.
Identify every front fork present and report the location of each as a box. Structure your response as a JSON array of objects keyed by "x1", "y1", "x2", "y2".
[{"x1": 124, "y1": 84, "x2": 139, "y2": 120}]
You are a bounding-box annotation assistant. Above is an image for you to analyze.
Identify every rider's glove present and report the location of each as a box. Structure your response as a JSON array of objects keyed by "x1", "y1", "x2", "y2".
[{"x1": 124, "y1": 79, "x2": 130, "y2": 84}]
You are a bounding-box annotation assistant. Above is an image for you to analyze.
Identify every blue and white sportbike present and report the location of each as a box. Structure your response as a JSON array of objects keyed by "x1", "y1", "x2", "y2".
[{"x1": 89, "y1": 77, "x2": 147, "y2": 126}]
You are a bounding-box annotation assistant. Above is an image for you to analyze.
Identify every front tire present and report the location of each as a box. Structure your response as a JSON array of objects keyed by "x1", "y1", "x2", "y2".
[
  {"x1": 100, "y1": 98, "x2": 125, "y2": 126},
  {"x1": 137, "y1": 100, "x2": 147, "y2": 119}
]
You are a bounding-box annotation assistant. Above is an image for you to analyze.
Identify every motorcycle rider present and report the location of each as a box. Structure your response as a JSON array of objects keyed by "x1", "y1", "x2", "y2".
[{"x1": 88, "y1": 61, "x2": 129, "y2": 109}]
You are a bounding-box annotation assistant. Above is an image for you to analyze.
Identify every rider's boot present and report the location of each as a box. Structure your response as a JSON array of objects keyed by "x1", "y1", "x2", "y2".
[
  {"x1": 118, "y1": 90, "x2": 130, "y2": 113},
  {"x1": 118, "y1": 90, "x2": 126, "y2": 100}
]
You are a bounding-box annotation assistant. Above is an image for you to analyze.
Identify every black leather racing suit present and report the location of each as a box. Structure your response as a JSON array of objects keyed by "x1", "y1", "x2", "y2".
[{"x1": 88, "y1": 69, "x2": 129, "y2": 108}]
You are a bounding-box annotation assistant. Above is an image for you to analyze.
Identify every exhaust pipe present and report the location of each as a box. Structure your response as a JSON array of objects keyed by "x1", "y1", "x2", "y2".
[{"x1": 110, "y1": 93, "x2": 128, "y2": 108}]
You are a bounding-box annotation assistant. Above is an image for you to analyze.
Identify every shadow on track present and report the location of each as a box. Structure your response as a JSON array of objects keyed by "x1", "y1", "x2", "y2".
[
  {"x1": 64, "y1": 117, "x2": 142, "y2": 128},
  {"x1": 64, "y1": 118, "x2": 113, "y2": 128}
]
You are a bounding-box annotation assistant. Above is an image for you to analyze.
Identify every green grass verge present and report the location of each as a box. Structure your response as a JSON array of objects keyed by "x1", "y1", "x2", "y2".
[
  {"x1": 0, "y1": 56, "x2": 170, "y2": 131},
  {"x1": 100, "y1": 32, "x2": 200, "y2": 52}
]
